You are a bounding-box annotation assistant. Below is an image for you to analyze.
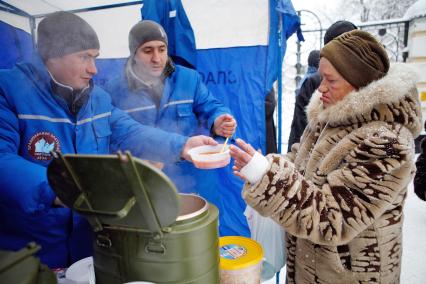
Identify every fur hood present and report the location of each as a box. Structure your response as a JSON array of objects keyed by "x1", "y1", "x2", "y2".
[{"x1": 307, "y1": 63, "x2": 423, "y2": 136}]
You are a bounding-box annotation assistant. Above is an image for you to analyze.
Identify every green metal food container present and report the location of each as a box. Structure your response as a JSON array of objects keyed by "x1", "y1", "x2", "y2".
[
  {"x1": 0, "y1": 243, "x2": 57, "y2": 284},
  {"x1": 47, "y1": 152, "x2": 219, "y2": 284}
]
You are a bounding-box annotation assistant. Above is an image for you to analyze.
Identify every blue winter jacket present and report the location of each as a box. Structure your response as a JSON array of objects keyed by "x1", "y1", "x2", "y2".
[
  {"x1": 0, "y1": 54, "x2": 188, "y2": 268},
  {"x1": 105, "y1": 64, "x2": 230, "y2": 194}
]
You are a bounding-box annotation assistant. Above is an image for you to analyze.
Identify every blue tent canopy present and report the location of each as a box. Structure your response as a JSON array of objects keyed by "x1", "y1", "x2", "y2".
[{"x1": 0, "y1": 20, "x2": 34, "y2": 69}]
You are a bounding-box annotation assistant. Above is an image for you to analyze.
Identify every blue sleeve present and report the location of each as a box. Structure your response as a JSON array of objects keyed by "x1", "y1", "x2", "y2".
[
  {"x1": 102, "y1": 76, "x2": 120, "y2": 107},
  {"x1": 109, "y1": 106, "x2": 188, "y2": 163},
  {"x1": 191, "y1": 73, "x2": 232, "y2": 131},
  {"x1": 0, "y1": 88, "x2": 56, "y2": 214}
]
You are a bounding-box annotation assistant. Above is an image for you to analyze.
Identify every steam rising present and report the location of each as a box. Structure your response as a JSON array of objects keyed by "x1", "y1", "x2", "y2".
[
  {"x1": 121, "y1": 56, "x2": 205, "y2": 194},
  {"x1": 126, "y1": 56, "x2": 165, "y2": 108}
]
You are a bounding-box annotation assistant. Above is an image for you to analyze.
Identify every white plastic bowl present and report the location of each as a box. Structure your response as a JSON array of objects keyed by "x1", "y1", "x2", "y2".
[
  {"x1": 65, "y1": 257, "x2": 94, "y2": 284},
  {"x1": 188, "y1": 144, "x2": 230, "y2": 169},
  {"x1": 65, "y1": 257, "x2": 154, "y2": 284}
]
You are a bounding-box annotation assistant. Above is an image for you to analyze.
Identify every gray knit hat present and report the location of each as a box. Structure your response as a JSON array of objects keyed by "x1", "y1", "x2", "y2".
[
  {"x1": 128, "y1": 20, "x2": 168, "y2": 55},
  {"x1": 37, "y1": 11, "x2": 100, "y2": 61}
]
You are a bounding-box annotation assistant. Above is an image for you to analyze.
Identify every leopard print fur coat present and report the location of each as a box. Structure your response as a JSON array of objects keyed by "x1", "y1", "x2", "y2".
[{"x1": 242, "y1": 63, "x2": 422, "y2": 284}]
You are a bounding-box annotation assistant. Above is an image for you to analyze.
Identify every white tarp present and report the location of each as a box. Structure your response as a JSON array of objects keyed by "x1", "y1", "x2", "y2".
[
  {"x1": 0, "y1": 0, "x2": 270, "y2": 57},
  {"x1": 0, "y1": 0, "x2": 139, "y2": 16},
  {"x1": 0, "y1": 1, "x2": 142, "y2": 58},
  {"x1": 182, "y1": 0, "x2": 269, "y2": 49}
]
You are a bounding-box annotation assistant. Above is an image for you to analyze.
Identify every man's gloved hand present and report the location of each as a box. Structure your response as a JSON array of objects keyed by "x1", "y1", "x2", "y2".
[{"x1": 47, "y1": 155, "x2": 81, "y2": 208}]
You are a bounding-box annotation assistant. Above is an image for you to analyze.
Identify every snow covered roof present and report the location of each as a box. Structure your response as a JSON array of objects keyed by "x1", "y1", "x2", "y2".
[{"x1": 404, "y1": 0, "x2": 426, "y2": 20}]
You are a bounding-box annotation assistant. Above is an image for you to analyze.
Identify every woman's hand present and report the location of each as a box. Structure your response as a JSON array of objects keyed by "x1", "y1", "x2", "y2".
[{"x1": 229, "y1": 138, "x2": 256, "y2": 180}]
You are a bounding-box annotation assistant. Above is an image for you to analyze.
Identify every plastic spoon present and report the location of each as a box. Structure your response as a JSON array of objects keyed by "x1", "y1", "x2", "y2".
[{"x1": 220, "y1": 137, "x2": 229, "y2": 153}]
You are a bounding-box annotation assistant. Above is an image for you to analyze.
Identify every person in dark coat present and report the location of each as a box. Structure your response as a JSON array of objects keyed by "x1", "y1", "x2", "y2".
[
  {"x1": 414, "y1": 121, "x2": 426, "y2": 201},
  {"x1": 287, "y1": 20, "x2": 358, "y2": 152},
  {"x1": 265, "y1": 88, "x2": 278, "y2": 154},
  {"x1": 287, "y1": 50, "x2": 321, "y2": 151}
]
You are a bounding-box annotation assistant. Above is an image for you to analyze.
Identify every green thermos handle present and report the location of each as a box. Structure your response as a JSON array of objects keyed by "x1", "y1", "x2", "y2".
[{"x1": 73, "y1": 195, "x2": 136, "y2": 219}]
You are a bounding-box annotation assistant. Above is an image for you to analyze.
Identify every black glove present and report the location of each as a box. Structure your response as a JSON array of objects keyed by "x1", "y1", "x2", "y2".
[{"x1": 47, "y1": 152, "x2": 81, "y2": 208}]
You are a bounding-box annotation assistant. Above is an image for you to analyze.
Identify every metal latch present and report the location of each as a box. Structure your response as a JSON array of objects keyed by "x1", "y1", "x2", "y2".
[
  {"x1": 96, "y1": 234, "x2": 112, "y2": 248},
  {"x1": 144, "y1": 233, "x2": 166, "y2": 255}
]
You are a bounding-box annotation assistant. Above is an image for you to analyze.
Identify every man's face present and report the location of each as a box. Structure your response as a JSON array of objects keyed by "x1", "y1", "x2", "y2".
[
  {"x1": 46, "y1": 49, "x2": 99, "y2": 90},
  {"x1": 134, "y1": 40, "x2": 168, "y2": 78}
]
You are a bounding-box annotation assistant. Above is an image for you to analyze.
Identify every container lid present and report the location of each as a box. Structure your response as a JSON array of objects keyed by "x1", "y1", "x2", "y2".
[
  {"x1": 47, "y1": 152, "x2": 179, "y2": 233},
  {"x1": 219, "y1": 236, "x2": 263, "y2": 270}
]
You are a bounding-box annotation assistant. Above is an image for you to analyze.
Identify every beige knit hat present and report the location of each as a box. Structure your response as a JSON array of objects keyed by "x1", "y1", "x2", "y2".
[{"x1": 320, "y1": 30, "x2": 390, "y2": 89}]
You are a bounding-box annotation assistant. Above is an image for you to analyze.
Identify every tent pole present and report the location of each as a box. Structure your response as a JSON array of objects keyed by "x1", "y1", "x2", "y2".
[
  {"x1": 0, "y1": 0, "x2": 31, "y2": 17},
  {"x1": 0, "y1": 1, "x2": 36, "y2": 48},
  {"x1": 32, "y1": 1, "x2": 144, "y2": 19},
  {"x1": 277, "y1": 13, "x2": 283, "y2": 154},
  {"x1": 29, "y1": 16, "x2": 36, "y2": 49}
]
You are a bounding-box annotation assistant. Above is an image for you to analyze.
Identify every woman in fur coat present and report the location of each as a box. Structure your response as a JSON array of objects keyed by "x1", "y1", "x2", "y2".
[
  {"x1": 230, "y1": 30, "x2": 422, "y2": 284},
  {"x1": 414, "y1": 121, "x2": 426, "y2": 200}
]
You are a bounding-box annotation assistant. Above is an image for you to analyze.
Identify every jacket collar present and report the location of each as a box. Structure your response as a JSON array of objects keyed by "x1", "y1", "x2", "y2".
[
  {"x1": 125, "y1": 56, "x2": 175, "y2": 92},
  {"x1": 16, "y1": 53, "x2": 93, "y2": 115},
  {"x1": 16, "y1": 52, "x2": 52, "y2": 92},
  {"x1": 307, "y1": 63, "x2": 422, "y2": 136},
  {"x1": 50, "y1": 74, "x2": 93, "y2": 115}
]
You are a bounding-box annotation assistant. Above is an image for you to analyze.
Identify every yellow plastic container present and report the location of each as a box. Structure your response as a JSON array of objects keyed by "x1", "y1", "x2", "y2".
[{"x1": 219, "y1": 236, "x2": 263, "y2": 284}]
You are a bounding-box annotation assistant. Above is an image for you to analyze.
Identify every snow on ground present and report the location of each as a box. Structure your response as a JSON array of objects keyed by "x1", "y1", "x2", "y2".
[
  {"x1": 400, "y1": 182, "x2": 426, "y2": 283},
  {"x1": 263, "y1": 181, "x2": 426, "y2": 284}
]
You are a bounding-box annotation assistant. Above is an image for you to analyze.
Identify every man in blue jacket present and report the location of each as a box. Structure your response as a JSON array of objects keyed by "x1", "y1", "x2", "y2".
[
  {"x1": 105, "y1": 20, "x2": 236, "y2": 195},
  {"x1": 0, "y1": 12, "x2": 217, "y2": 269}
]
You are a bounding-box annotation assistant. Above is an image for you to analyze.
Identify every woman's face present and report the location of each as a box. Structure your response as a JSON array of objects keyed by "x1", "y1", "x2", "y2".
[{"x1": 318, "y1": 57, "x2": 355, "y2": 108}]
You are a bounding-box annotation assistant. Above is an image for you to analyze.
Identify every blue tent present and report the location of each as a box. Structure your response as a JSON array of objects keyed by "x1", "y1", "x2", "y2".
[
  {"x1": 140, "y1": 0, "x2": 302, "y2": 236},
  {"x1": 0, "y1": 20, "x2": 34, "y2": 69},
  {"x1": 0, "y1": 0, "x2": 302, "y2": 237}
]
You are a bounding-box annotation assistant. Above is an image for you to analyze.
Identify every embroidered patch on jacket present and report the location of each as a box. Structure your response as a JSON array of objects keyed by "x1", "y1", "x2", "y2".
[{"x1": 27, "y1": 132, "x2": 61, "y2": 161}]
